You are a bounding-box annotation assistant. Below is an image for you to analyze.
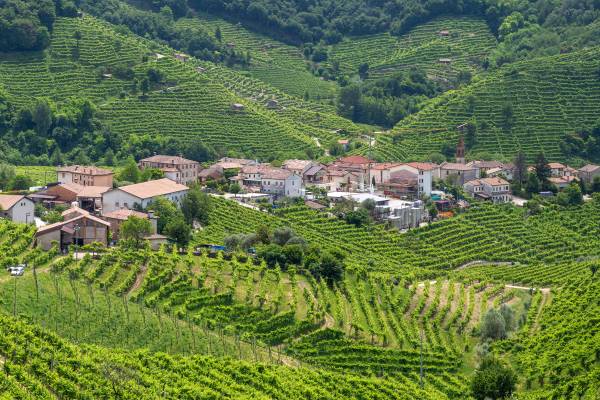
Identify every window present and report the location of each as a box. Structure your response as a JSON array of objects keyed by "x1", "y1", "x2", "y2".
[{"x1": 115, "y1": 202, "x2": 119, "y2": 207}]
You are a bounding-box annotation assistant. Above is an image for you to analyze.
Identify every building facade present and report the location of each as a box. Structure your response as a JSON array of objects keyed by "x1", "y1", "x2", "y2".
[
  {"x1": 102, "y1": 178, "x2": 189, "y2": 213},
  {"x1": 464, "y1": 177, "x2": 512, "y2": 203},
  {"x1": 0, "y1": 195, "x2": 35, "y2": 224},
  {"x1": 57, "y1": 165, "x2": 114, "y2": 187},
  {"x1": 139, "y1": 155, "x2": 200, "y2": 185}
]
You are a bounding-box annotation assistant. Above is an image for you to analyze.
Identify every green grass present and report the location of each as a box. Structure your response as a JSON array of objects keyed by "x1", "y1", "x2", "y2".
[{"x1": 14, "y1": 166, "x2": 56, "y2": 186}]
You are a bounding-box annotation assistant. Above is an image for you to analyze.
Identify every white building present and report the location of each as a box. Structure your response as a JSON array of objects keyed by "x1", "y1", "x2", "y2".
[
  {"x1": 394, "y1": 162, "x2": 439, "y2": 197},
  {"x1": 0, "y1": 195, "x2": 35, "y2": 224},
  {"x1": 260, "y1": 168, "x2": 302, "y2": 198},
  {"x1": 102, "y1": 178, "x2": 189, "y2": 213},
  {"x1": 464, "y1": 177, "x2": 512, "y2": 204},
  {"x1": 139, "y1": 155, "x2": 200, "y2": 186}
]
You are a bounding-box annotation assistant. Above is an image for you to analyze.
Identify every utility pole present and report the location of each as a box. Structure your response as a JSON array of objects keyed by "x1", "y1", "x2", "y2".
[{"x1": 74, "y1": 223, "x2": 81, "y2": 259}]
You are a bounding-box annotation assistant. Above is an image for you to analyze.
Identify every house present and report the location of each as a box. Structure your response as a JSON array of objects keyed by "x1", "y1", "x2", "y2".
[
  {"x1": 303, "y1": 164, "x2": 327, "y2": 186},
  {"x1": 282, "y1": 159, "x2": 315, "y2": 176},
  {"x1": 548, "y1": 162, "x2": 568, "y2": 177},
  {"x1": 75, "y1": 185, "x2": 112, "y2": 212},
  {"x1": 464, "y1": 177, "x2": 512, "y2": 203},
  {"x1": 324, "y1": 168, "x2": 361, "y2": 192},
  {"x1": 144, "y1": 233, "x2": 169, "y2": 250},
  {"x1": 466, "y1": 160, "x2": 506, "y2": 176},
  {"x1": 139, "y1": 155, "x2": 200, "y2": 186},
  {"x1": 230, "y1": 103, "x2": 245, "y2": 112},
  {"x1": 199, "y1": 165, "x2": 224, "y2": 183},
  {"x1": 102, "y1": 178, "x2": 189, "y2": 213},
  {"x1": 174, "y1": 53, "x2": 190, "y2": 62},
  {"x1": 486, "y1": 165, "x2": 514, "y2": 181},
  {"x1": 337, "y1": 139, "x2": 350, "y2": 151},
  {"x1": 57, "y1": 165, "x2": 114, "y2": 187},
  {"x1": 439, "y1": 58, "x2": 452, "y2": 65},
  {"x1": 102, "y1": 209, "x2": 157, "y2": 242},
  {"x1": 266, "y1": 99, "x2": 279, "y2": 109},
  {"x1": 214, "y1": 157, "x2": 257, "y2": 170},
  {"x1": 260, "y1": 168, "x2": 302, "y2": 198},
  {"x1": 34, "y1": 206, "x2": 110, "y2": 250},
  {"x1": 371, "y1": 163, "x2": 403, "y2": 186},
  {"x1": 392, "y1": 162, "x2": 439, "y2": 197},
  {"x1": 379, "y1": 170, "x2": 419, "y2": 199},
  {"x1": 329, "y1": 155, "x2": 374, "y2": 189},
  {"x1": 439, "y1": 30, "x2": 450, "y2": 37},
  {"x1": 439, "y1": 162, "x2": 479, "y2": 185},
  {"x1": 549, "y1": 176, "x2": 578, "y2": 190},
  {"x1": 578, "y1": 164, "x2": 600, "y2": 184},
  {"x1": 0, "y1": 195, "x2": 35, "y2": 224}
]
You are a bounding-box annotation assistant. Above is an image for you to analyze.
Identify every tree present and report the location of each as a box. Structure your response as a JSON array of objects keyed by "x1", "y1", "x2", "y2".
[
  {"x1": 0, "y1": 164, "x2": 16, "y2": 191},
  {"x1": 592, "y1": 176, "x2": 600, "y2": 193},
  {"x1": 181, "y1": 187, "x2": 212, "y2": 226},
  {"x1": 256, "y1": 225, "x2": 271, "y2": 244},
  {"x1": 525, "y1": 173, "x2": 540, "y2": 196},
  {"x1": 501, "y1": 102, "x2": 515, "y2": 129},
  {"x1": 470, "y1": 356, "x2": 517, "y2": 400},
  {"x1": 273, "y1": 227, "x2": 295, "y2": 246},
  {"x1": 481, "y1": 309, "x2": 507, "y2": 341},
  {"x1": 534, "y1": 153, "x2": 551, "y2": 188},
  {"x1": 345, "y1": 208, "x2": 370, "y2": 227},
  {"x1": 164, "y1": 217, "x2": 191, "y2": 247},
  {"x1": 9, "y1": 175, "x2": 33, "y2": 191},
  {"x1": 337, "y1": 85, "x2": 361, "y2": 120},
  {"x1": 215, "y1": 26, "x2": 222, "y2": 42},
  {"x1": 183, "y1": 141, "x2": 217, "y2": 162},
  {"x1": 513, "y1": 151, "x2": 527, "y2": 185},
  {"x1": 121, "y1": 216, "x2": 153, "y2": 248},
  {"x1": 257, "y1": 244, "x2": 286, "y2": 268},
  {"x1": 228, "y1": 182, "x2": 241, "y2": 194},
  {"x1": 465, "y1": 122, "x2": 477, "y2": 149},
  {"x1": 499, "y1": 304, "x2": 515, "y2": 332},
  {"x1": 563, "y1": 183, "x2": 583, "y2": 205},
  {"x1": 140, "y1": 168, "x2": 164, "y2": 182},
  {"x1": 118, "y1": 157, "x2": 141, "y2": 183},
  {"x1": 358, "y1": 63, "x2": 369, "y2": 79},
  {"x1": 140, "y1": 78, "x2": 150, "y2": 97},
  {"x1": 150, "y1": 197, "x2": 181, "y2": 234},
  {"x1": 283, "y1": 244, "x2": 304, "y2": 266},
  {"x1": 31, "y1": 99, "x2": 53, "y2": 135}
]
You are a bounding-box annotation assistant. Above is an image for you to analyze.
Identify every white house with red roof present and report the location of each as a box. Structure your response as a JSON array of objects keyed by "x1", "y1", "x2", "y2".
[
  {"x1": 464, "y1": 177, "x2": 512, "y2": 203},
  {"x1": 102, "y1": 178, "x2": 189, "y2": 213}
]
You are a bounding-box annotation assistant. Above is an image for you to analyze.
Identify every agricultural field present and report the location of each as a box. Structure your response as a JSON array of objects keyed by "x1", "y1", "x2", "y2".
[
  {"x1": 367, "y1": 47, "x2": 600, "y2": 162},
  {"x1": 176, "y1": 14, "x2": 339, "y2": 101},
  {"x1": 14, "y1": 166, "x2": 56, "y2": 186},
  {"x1": 0, "y1": 16, "x2": 364, "y2": 160},
  {"x1": 198, "y1": 196, "x2": 600, "y2": 277},
  {"x1": 328, "y1": 17, "x2": 496, "y2": 80}
]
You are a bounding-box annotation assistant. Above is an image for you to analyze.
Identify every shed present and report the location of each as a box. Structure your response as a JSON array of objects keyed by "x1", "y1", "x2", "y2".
[
  {"x1": 230, "y1": 103, "x2": 245, "y2": 112},
  {"x1": 174, "y1": 53, "x2": 190, "y2": 62},
  {"x1": 438, "y1": 58, "x2": 452, "y2": 65},
  {"x1": 266, "y1": 99, "x2": 279, "y2": 109},
  {"x1": 439, "y1": 30, "x2": 450, "y2": 37}
]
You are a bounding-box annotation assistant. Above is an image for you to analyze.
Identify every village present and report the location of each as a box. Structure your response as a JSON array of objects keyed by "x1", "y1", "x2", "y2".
[{"x1": 0, "y1": 137, "x2": 598, "y2": 254}]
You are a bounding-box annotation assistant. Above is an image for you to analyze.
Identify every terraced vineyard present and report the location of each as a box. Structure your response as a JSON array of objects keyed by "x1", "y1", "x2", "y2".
[
  {"x1": 0, "y1": 313, "x2": 455, "y2": 399},
  {"x1": 367, "y1": 47, "x2": 600, "y2": 161},
  {"x1": 508, "y1": 276, "x2": 599, "y2": 399},
  {"x1": 176, "y1": 14, "x2": 338, "y2": 101},
  {"x1": 328, "y1": 17, "x2": 496, "y2": 80},
  {"x1": 199, "y1": 197, "x2": 600, "y2": 275},
  {"x1": 0, "y1": 16, "x2": 363, "y2": 160}
]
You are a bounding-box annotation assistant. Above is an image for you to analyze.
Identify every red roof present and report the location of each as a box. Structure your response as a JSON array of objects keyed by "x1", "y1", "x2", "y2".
[
  {"x1": 337, "y1": 155, "x2": 372, "y2": 165},
  {"x1": 406, "y1": 162, "x2": 439, "y2": 171}
]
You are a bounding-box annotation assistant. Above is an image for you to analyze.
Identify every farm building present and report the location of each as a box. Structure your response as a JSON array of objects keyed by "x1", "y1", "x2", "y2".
[
  {"x1": 102, "y1": 178, "x2": 189, "y2": 213},
  {"x1": 0, "y1": 195, "x2": 35, "y2": 224},
  {"x1": 35, "y1": 206, "x2": 110, "y2": 250}
]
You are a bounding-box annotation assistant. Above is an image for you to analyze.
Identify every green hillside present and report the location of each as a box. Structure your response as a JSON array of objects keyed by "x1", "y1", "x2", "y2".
[
  {"x1": 0, "y1": 15, "x2": 366, "y2": 161},
  {"x1": 367, "y1": 47, "x2": 600, "y2": 162},
  {"x1": 328, "y1": 16, "x2": 496, "y2": 80}
]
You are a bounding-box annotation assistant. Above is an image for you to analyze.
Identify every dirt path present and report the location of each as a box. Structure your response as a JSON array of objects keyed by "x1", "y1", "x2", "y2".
[
  {"x1": 532, "y1": 291, "x2": 551, "y2": 332},
  {"x1": 127, "y1": 265, "x2": 148, "y2": 297},
  {"x1": 505, "y1": 284, "x2": 551, "y2": 294},
  {"x1": 455, "y1": 260, "x2": 516, "y2": 271}
]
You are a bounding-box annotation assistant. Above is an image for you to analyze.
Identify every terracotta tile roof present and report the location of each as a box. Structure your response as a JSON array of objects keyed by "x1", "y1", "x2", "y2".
[
  {"x1": 116, "y1": 178, "x2": 189, "y2": 199},
  {"x1": 440, "y1": 162, "x2": 475, "y2": 171},
  {"x1": 76, "y1": 186, "x2": 111, "y2": 198},
  {"x1": 282, "y1": 159, "x2": 313, "y2": 171},
  {"x1": 336, "y1": 155, "x2": 372, "y2": 165},
  {"x1": 0, "y1": 195, "x2": 28, "y2": 211},
  {"x1": 57, "y1": 165, "x2": 113, "y2": 176},
  {"x1": 466, "y1": 177, "x2": 510, "y2": 186},
  {"x1": 56, "y1": 183, "x2": 85, "y2": 194},
  {"x1": 103, "y1": 209, "x2": 149, "y2": 220},
  {"x1": 372, "y1": 162, "x2": 402, "y2": 170},
  {"x1": 36, "y1": 213, "x2": 110, "y2": 235},
  {"x1": 466, "y1": 160, "x2": 505, "y2": 169},
  {"x1": 304, "y1": 165, "x2": 325, "y2": 176},
  {"x1": 261, "y1": 168, "x2": 293, "y2": 180},
  {"x1": 548, "y1": 162, "x2": 566, "y2": 169},
  {"x1": 579, "y1": 164, "x2": 600, "y2": 173},
  {"x1": 405, "y1": 162, "x2": 439, "y2": 171},
  {"x1": 140, "y1": 155, "x2": 199, "y2": 165}
]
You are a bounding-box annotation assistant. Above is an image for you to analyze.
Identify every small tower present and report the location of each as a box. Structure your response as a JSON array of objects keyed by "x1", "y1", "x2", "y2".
[{"x1": 456, "y1": 136, "x2": 465, "y2": 164}]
